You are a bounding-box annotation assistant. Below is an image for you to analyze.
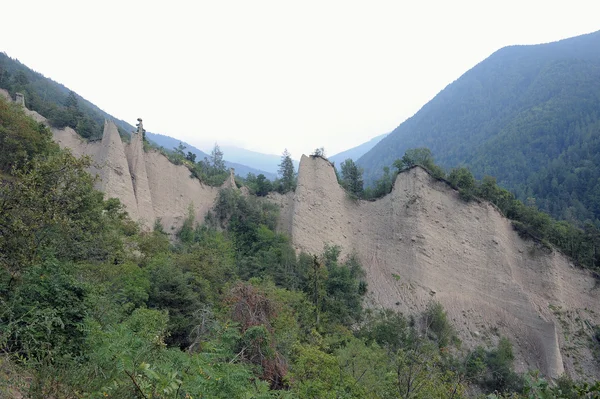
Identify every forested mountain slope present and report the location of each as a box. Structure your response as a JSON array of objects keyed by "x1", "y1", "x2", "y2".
[
  {"x1": 329, "y1": 132, "x2": 388, "y2": 165},
  {"x1": 358, "y1": 30, "x2": 600, "y2": 225},
  {"x1": 0, "y1": 52, "x2": 135, "y2": 139},
  {"x1": 0, "y1": 53, "x2": 275, "y2": 179}
]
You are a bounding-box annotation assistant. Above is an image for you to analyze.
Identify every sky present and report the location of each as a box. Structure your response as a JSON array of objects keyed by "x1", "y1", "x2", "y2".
[{"x1": 2, "y1": 1, "x2": 599, "y2": 158}]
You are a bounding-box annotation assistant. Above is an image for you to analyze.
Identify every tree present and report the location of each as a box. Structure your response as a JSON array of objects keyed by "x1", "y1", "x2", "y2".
[
  {"x1": 186, "y1": 151, "x2": 196, "y2": 163},
  {"x1": 393, "y1": 148, "x2": 445, "y2": 179},
  {"x1": 448, "y1": 167, "x2": 476, "y2": 200},
  {"x1": 255, "y1": 174, "x2": 273, "y2": 196},
  {"x1": 13, "y1": 70, "x2": 29, "y2": 87},
  {"x1": 393, "y1": 148, "x2": 434, "y2": 171},
  {"x1": 340, "y1": 159, "x2": 364, "y2": 198},
  {"x1": 209, "y1": 143, "x2": 226, "y2": 174},
  {"x1": 278, "y1": 149, "x2": 296, "y2": 193},
  {"x1": 64, "y1": 91, "x2": 78, "y2": 109},
  {"x1": 174, "y1": 142, "x2": 186, "y2": 157},
  {"x1": 312, "y1": 147, "x2": 326, "y2": 157}
]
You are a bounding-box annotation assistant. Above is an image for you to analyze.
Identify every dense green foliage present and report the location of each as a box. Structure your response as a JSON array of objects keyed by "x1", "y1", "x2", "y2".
[
  {"x1": 277, "y1": 149, "x2": 296, "y2": 194},
  {"x1": 340, "y1": 158, "x2": 364, "y2": 198},
  {"x1": 358, "y1": 31, "x2": 600, "y2": 226},
  {"x1": 4, "y1": 99, "x2": 600, "y2": 398},
  {"x1": 0, "y1": 53, "x2": 134, "y2": 140}
]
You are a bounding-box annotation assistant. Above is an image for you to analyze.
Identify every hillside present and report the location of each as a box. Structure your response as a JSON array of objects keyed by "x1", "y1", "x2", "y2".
[
  {"x1": 0, "y1": 52, "x2": 135, "y2": 139},
  {"x1": 358, "y1": 30, "x2": 600, "y2": 225},
  {"x1": 329, "y1": 132, "x2": 388, "y2": 165},
  {"x1": 5, "y1": 91, "x2": 600, "y2": 395}
]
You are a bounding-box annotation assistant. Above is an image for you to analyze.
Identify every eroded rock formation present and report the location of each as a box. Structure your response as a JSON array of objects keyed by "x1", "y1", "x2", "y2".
[
  {"x1": 59, "y1": 120, "x2": 223, "y2": 231},
  {"x1": 0, "y1": 88, "x2": 222, "y2": 231},
  {"x1": 275, "y1": 155, "x2": 600, "y2": 379},
  {"x1": 6, "y1": 87, "x2": 599, "y2": 378}
]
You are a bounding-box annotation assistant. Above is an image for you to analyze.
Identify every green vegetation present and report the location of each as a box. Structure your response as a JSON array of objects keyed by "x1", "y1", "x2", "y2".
[
  {"x1": 276, "y1": 149, "x2": 296, "y2": 193},
  {"x1": 367, "y1": 147, "x2": 600, "y2": 271},
  {"x1": 358, "y1": 31, "x2": 600, "y2": 227},
  {"x1": 340, "y1": 158, "x2": 364, "y2": 198},
  {"x1": 4, "y1": 97, "x2": 600, "y2": 397},
  {"x1": 0, "y1": 53, "x2": 134, "y2": 140}
]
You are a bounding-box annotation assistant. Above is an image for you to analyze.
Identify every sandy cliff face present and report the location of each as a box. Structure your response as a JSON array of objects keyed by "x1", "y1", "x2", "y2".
[
  {"x1": 97, "y1": 121, "x2": 139, "y2": 220},
  {"x1": 59, "y1": 122, "x2": 222, "y2": 231},
  {"x1": 279, "y1": 155, "x2": 600, "y2": 378},
  {"x1": 125, "y1": 131, "x2": 156, "y2": 226},
  {"x1": 2, "y1": 92, "x2": 221, "y2": 232}
]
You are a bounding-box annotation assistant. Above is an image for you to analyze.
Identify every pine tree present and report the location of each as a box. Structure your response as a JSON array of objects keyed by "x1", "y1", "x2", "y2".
[
  {"x1": 210, "y1": 143, "x2": 226, "y2": 173},
  {"x1": 340, "y1": 159, "x2": 364, "y2": 198},
  {"x1": 278, "y1": 149, "x2": 296, "y2": 193}
]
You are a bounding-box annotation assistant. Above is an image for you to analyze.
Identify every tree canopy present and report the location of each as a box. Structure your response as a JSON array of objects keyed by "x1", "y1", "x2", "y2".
[{"x1": 277, "y1": 148, "x2": 296, "y2": 193}]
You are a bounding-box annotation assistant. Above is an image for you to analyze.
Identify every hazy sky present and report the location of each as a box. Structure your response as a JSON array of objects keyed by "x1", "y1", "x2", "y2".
[{"x1": 2, "y1": 1, "x2": 599, "y2": 158}]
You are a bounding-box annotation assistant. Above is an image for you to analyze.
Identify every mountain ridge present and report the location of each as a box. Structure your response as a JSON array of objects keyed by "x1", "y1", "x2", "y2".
[
  {"x1": 0, "y1": 53, "x2": 278, "y2": 180},
  {"x1": 357, "y1": 30, "x2": 600, "y2": 224},
  {"x1": 329, "y1": 133, "x2": 388, "y2": 165}
]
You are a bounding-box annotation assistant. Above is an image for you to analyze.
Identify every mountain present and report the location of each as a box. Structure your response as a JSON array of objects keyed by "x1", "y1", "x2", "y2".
[
  {"x1": 0, "y1": 53, "x2": 276, "y2": 180},
  {"x1": 329, "y1": 133, "x2": 388, "y2": 165},
  {"x1": 358, "y1": 30, "x2": 600, "y2": 224},
  {"x1": 146, "y1": 132, "x2": 277, "y2": 180},
  {"x1": 218, "y1": 145, "x2": 299, "y2": 176},
  {"x1": 0, "y1": 52, "x2": 135, "y2": 139}
]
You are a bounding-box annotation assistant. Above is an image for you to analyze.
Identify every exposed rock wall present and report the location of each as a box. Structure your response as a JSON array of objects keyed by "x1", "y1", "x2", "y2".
[
  {"x1": 1, "y1": 90, "x2": 222, "y2": 232},
  {"x1": 98, "y1": 121, "x2": 139, "y2": 220},
  {"x1": 69, "y1": 122, "x2": 221, "y2": 231},
  {"x1": 126, "y1": 130, "x2": 156, "y2": 226},
  {"x1": 279, "y1": 155, "x2": 600, "y2": 378},
  {"x1": 144, "y1": 151, "x2": 219, "y2": 230}
]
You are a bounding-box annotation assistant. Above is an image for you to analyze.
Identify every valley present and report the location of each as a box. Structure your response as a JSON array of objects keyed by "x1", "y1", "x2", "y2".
[{"x1": 3, "y1": 28, "x2": 600, "y2": 398}]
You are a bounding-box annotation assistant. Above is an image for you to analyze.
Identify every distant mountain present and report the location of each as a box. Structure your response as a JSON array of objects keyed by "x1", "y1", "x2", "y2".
[
  {"x1": 0, "y1": 53, "x2": 275, "y2": 180},
  {"x1": 218, "y1": 145, "x2": 299, "y2": 175},
  {"x1": 0, "y1": 52, "x2": 136, "y2": 139},
  {"x1": 146, "y1": 132, "x2": 277, "y2": 180},
  {"x1": 329, "y1": 133, "x2": 388, "y2": 166},
  {"x1": 358, "y1": 30, "x2": 600, "y2": 224}
]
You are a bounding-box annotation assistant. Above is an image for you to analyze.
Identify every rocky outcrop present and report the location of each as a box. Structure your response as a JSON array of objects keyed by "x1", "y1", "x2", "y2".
[
  {"x1": 125, "y1": 121, "x2": 156, "y2": 226},
  {"x1": 68, "y1": 121, "x2": 223, "y2": 231},
  {"x1": 278, "y1": 155, "x2": 600, "y2": 379},
  {"x1": 0, "y1": 89, "x2": 223, "y2": 232},
  {"x1": 97, "y1": 121, "x2": 139, "y2": 220}
]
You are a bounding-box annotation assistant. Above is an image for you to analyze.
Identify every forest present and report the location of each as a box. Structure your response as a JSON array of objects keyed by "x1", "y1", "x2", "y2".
[
  {"x1": 0, "y1": 52, "x2": 135, "y2": 141},
  {"x1": 3, "y1": 88, "x2": 600, "y2": 398},
  {"x1": 357, "y1": 30, "x2": 600, "y2": 227}
]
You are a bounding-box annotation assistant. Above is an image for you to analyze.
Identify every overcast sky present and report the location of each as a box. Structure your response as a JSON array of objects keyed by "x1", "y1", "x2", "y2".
[{"x1": 2, "y1": 1, "x2": 599, "y2": 158}]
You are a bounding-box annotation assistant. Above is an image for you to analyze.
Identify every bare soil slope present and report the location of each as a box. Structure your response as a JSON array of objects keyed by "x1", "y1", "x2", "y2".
[{"x1": 279, "y1": 155, "x2": 600, "y2": 379}]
